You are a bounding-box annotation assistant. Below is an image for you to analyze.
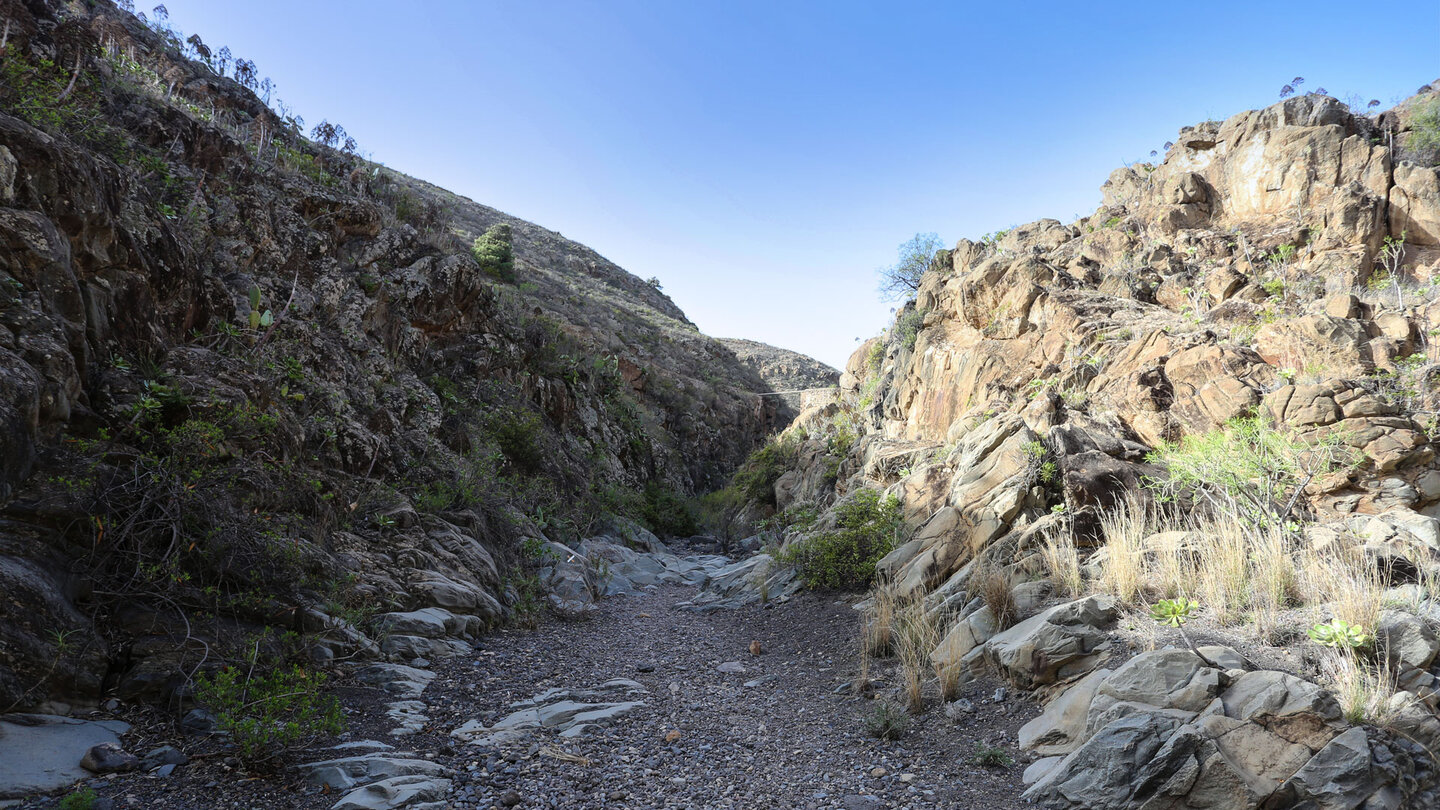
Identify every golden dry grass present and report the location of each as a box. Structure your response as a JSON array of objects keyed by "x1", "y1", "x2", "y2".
[
  {"x1": 1320, "y1": 648, "x2": 1400, "y2": 726},
  {"x1": 864, "y1": 583, "x2": 899, "y2": 657},
  {"x1": 1039, "y1": 527, "x2": 1083, "y2": 598},
  {"x1": 971, "y1": 558, "x2": 1016, "y2": 629},
  {"x1": 895, "y1": 591, "x2": 940, "y2": 714},
  {"x1": 1097, "y1": 497, "x2": 1156, "y2": 603},
  {"x1": 1097, "y1": 499, "x2": 1304, "y2": 631},
  {"x1": 1299, "y1": 545, "x2": 1385, "y2": 635}
]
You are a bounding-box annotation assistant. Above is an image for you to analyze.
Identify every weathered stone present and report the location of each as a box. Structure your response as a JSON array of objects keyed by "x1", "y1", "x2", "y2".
[
  {"x1": 355, "y1": 664, "x2": 436, "y2": 699},
  {"x1": 1022, "y1": 711, "x2": 1185, "y2": 808},
  {"x1": 984, "y1": 595, "x2": 1116, "y2": 689},
  {"x1": 1018, "y1": 668, "x2": 1111, "y2": 755},
  {"x1": 331, "y1": 774, "x2": 452, "y2": 810},
  {"x1": 298, "y1": 754, "x2": 450, "y2": 792},
  {"x1": 80, "y1": 742, "x2": 138, "y2": 774},
  {"x1": 1266, "y1": 727, "x2": 1378, "y2": 809},
  {"x1": 1376, "y1": 609, "x2": 1440, "y2": 671}
]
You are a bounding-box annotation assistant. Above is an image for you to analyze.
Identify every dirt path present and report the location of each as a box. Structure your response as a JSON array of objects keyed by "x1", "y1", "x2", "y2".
[
  {"x1": 17, "y1": 581, "x2": 1036, "y2": 810},
  {"x1": 426, "y1": 585, "x2": 1038, "y2": 810}
]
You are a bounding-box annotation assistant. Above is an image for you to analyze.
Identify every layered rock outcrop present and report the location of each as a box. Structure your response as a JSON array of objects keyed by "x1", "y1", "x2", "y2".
[{"x1": 746, "y1": 84, "x2": 1440, "y2": 808}]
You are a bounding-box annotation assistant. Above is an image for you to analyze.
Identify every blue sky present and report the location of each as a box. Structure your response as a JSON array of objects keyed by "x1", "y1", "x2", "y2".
[{"x1": 158, "y1": 1, "x2": 1438, "y2": 369}]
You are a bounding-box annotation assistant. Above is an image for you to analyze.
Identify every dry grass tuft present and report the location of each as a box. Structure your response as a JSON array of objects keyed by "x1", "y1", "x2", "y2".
[
  {"x1": 972, "y1": 558, "x2": 1016, "y2": 629},
  {"x1": 1098, "y1": 498, "x2": 1153, "y2": 603},
  {"x1": 1195, "y1": 523, "x2": 1254, "y2": 626},
  {"x1": 895, "y1": 591, "x2": 939, "y2": 714},
  {"x1": 864, "y1": 583, "x2": 899, "y2": 657},
  {"x1": 1039, "y1": 527, "x2": 1083, "y2": 598},
  {"x1": 1300, "y1": 546, "x2": 1385, "y2": 635},
  {"x1": 1320, "y1": 648, "x2": 1401, "y2": 726},
  {"x1": 1096, "y1": 497, "x2": 1301, "y2": 632},
  {"x1": 854, "y1": 622, "x2": 872, "y2": 695}
]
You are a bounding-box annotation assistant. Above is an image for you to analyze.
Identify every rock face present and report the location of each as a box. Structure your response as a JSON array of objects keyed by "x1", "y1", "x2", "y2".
[
  {"x1": 717, "y1": 337, "x2": 841, "y2": 416},
  {"x1": 732, "y1": 83, "x2": 1440, "y2": 809},
  {"x1": 0, "y1": 0, "x2": 831, "y2": 711},
  {"x1": 450, "y1": 679, "x2": 649, "y2": 748},
  {"x1": 1016, "y1": 649, "x2": 1440, "y2": 810},
  {"x1": 765, "y1": 85, "x2": 1440, "y2": 590}
]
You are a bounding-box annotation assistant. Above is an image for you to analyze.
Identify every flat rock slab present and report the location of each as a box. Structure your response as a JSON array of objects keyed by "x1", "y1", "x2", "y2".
[
  {"x1": 297, "y1": 752, "x2": 451, "y2": 792},
  {"x1": 355, "y1": 664, "x2": 436, "y2": 700},
  {"x1": 453, "y1": 679, "x2": 648, "y2": 747},
  {"x1": 330, "y1": 774, "x2": 452, "y2": 810},
  {"x1": 0, "y1": 714, "x2": 131, "y2": 798}
]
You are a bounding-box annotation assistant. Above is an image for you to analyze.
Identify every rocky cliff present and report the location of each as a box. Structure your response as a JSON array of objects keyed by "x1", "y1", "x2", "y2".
[
  {"x1": 717, "y1": 337, "x2": 840, "y2": 416},
  {"x1": 0, "y1": 0, "x2": 816, "y2": 714},
  {"x1": 739, "y1": 84, "x2": 1440, "y2": 807}
]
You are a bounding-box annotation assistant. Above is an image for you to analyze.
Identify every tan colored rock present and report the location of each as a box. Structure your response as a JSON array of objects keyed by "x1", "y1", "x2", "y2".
[
  {"x1": 1392, "y1": 162, "x2": 1440, "y2": 246},
  {"x1": 1324, "y1": 294, "x2": 1360, "y2": 319},
  {"x1": 1254, "y1": 315, "x2": 1369, "y2": 376},
  {"x1": 929, "y1": 605, "x2": 997, "y2": 671}
]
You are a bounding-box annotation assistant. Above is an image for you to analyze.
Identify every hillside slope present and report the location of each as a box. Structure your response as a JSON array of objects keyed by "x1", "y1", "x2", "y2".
[
  {"x1": 717, "y1": 337, "x2": 840, "y2": 416},
  {"x1": 0, "y1": 0, "x2": 816, "y2": 713}
]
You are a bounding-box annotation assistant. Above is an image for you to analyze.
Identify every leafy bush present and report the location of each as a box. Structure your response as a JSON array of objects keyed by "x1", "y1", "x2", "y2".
[
  {"x1": 640, "y1": 483, "x2": 701, "y2": 538},
  {"x1": 486, "y1": 409, "x2": 544, "y2": 472},
  {"x1": 866, "y1": 339, "x2": 885, "y2": 373},
  {"x1": 780, "y1": 489, "x2": 903, "y2": 589},
  {"x1": 896, "y1": 308, "x2": 926, "y2": 351},
  {"x1": 472, "y1": 223, "x2": 516, "y2": 282},
  {"x1": 1407, "y1": 97, "x2": 1440, "y2": 154},
  {"x1": 0, "y1": 54, "x2": 129, "y2": 158},
  {"x1": 1147, "y1": 415, "x2": 1353, "y2": 528},
  {"x1": 194, "y1": 657, "x2": 344, "y2": 763},
  {"x1": 728, "y1": 434, "x2": 799, "y2": 507},
  {"x1": 878, "y1": 233, "x2": 943, "y2": 302}
]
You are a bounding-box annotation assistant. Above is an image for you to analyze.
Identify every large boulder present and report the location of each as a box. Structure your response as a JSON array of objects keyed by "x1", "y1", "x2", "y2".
[{"x1": 983, "y1": 595, "x2": 1117, "y2": 689}]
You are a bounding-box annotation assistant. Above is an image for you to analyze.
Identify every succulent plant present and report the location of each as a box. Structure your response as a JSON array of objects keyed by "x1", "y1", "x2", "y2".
[
  {"x1": 1149, "y1": 598, "x2": 1199, "y2": 628},
  {"x1": 1308, "y1": 619, "x2": 1371, "y2": 650}
]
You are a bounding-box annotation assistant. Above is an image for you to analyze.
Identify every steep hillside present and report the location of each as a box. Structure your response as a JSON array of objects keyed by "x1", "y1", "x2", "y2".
[
  {"x1": 717, "y1": 337, "x2": 840, "y2": 416},
  {"x1": 0, "y1": 0, "x2": 807, "y2": 716},
  {"x1": 722, "y1": 85, "x2": 1440, "y2": 808}
]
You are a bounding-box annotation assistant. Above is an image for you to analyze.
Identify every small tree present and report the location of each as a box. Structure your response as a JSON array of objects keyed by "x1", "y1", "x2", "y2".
[
  {"x1": 878, "y1": 233, "x2": 943, "y2": 302},
  {"x1": 472, "y1": 223, "x2": 515, "y2": 282}
]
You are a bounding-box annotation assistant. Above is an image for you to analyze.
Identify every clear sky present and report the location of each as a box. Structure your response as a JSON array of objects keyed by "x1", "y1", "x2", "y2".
[{"x1": 157, "y1": 1, "x2": 1438, "y2": 369}]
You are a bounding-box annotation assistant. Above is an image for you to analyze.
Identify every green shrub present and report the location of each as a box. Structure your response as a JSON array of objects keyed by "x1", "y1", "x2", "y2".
[
  {"x1": 194, "y1": 656, "x2": 344, "y2": 763},
  {"x1": 972, "y1": 742, "x2": 1014, "y2": 768},
  {"x1": 896, "y1": 308, "x2": 926, "y2": 351},
  {"x1": 1407, "y1": 97, "x2": 1440, "y2": 154},
  {"x1": 780, "y1": 488, "x2": 903, "y2": 589},
  {"x1": 472, "y1": 223, "x2": 516, "y2": 282},
  {"x1": 58, "y1": 788, "x2": 98, "y2": 810},
  {"x1": 1147, "y1": 415, "x2": 1354, "y2": 528},
  {"x1": 862, "y1": 699, "x2": 909, "y2": 740},
  {"x1": 486, "y1": 409, "x2": 544, "y2": 472},
  {"x1": 640, "y1": 483, "x2": 701, "y2": 538},
  {"x1": 728, "y1": 434, "x2": 799, "y2": 507},
  {"x1": 866, "y1": 339, "x2": 885, "y2": 373}
]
